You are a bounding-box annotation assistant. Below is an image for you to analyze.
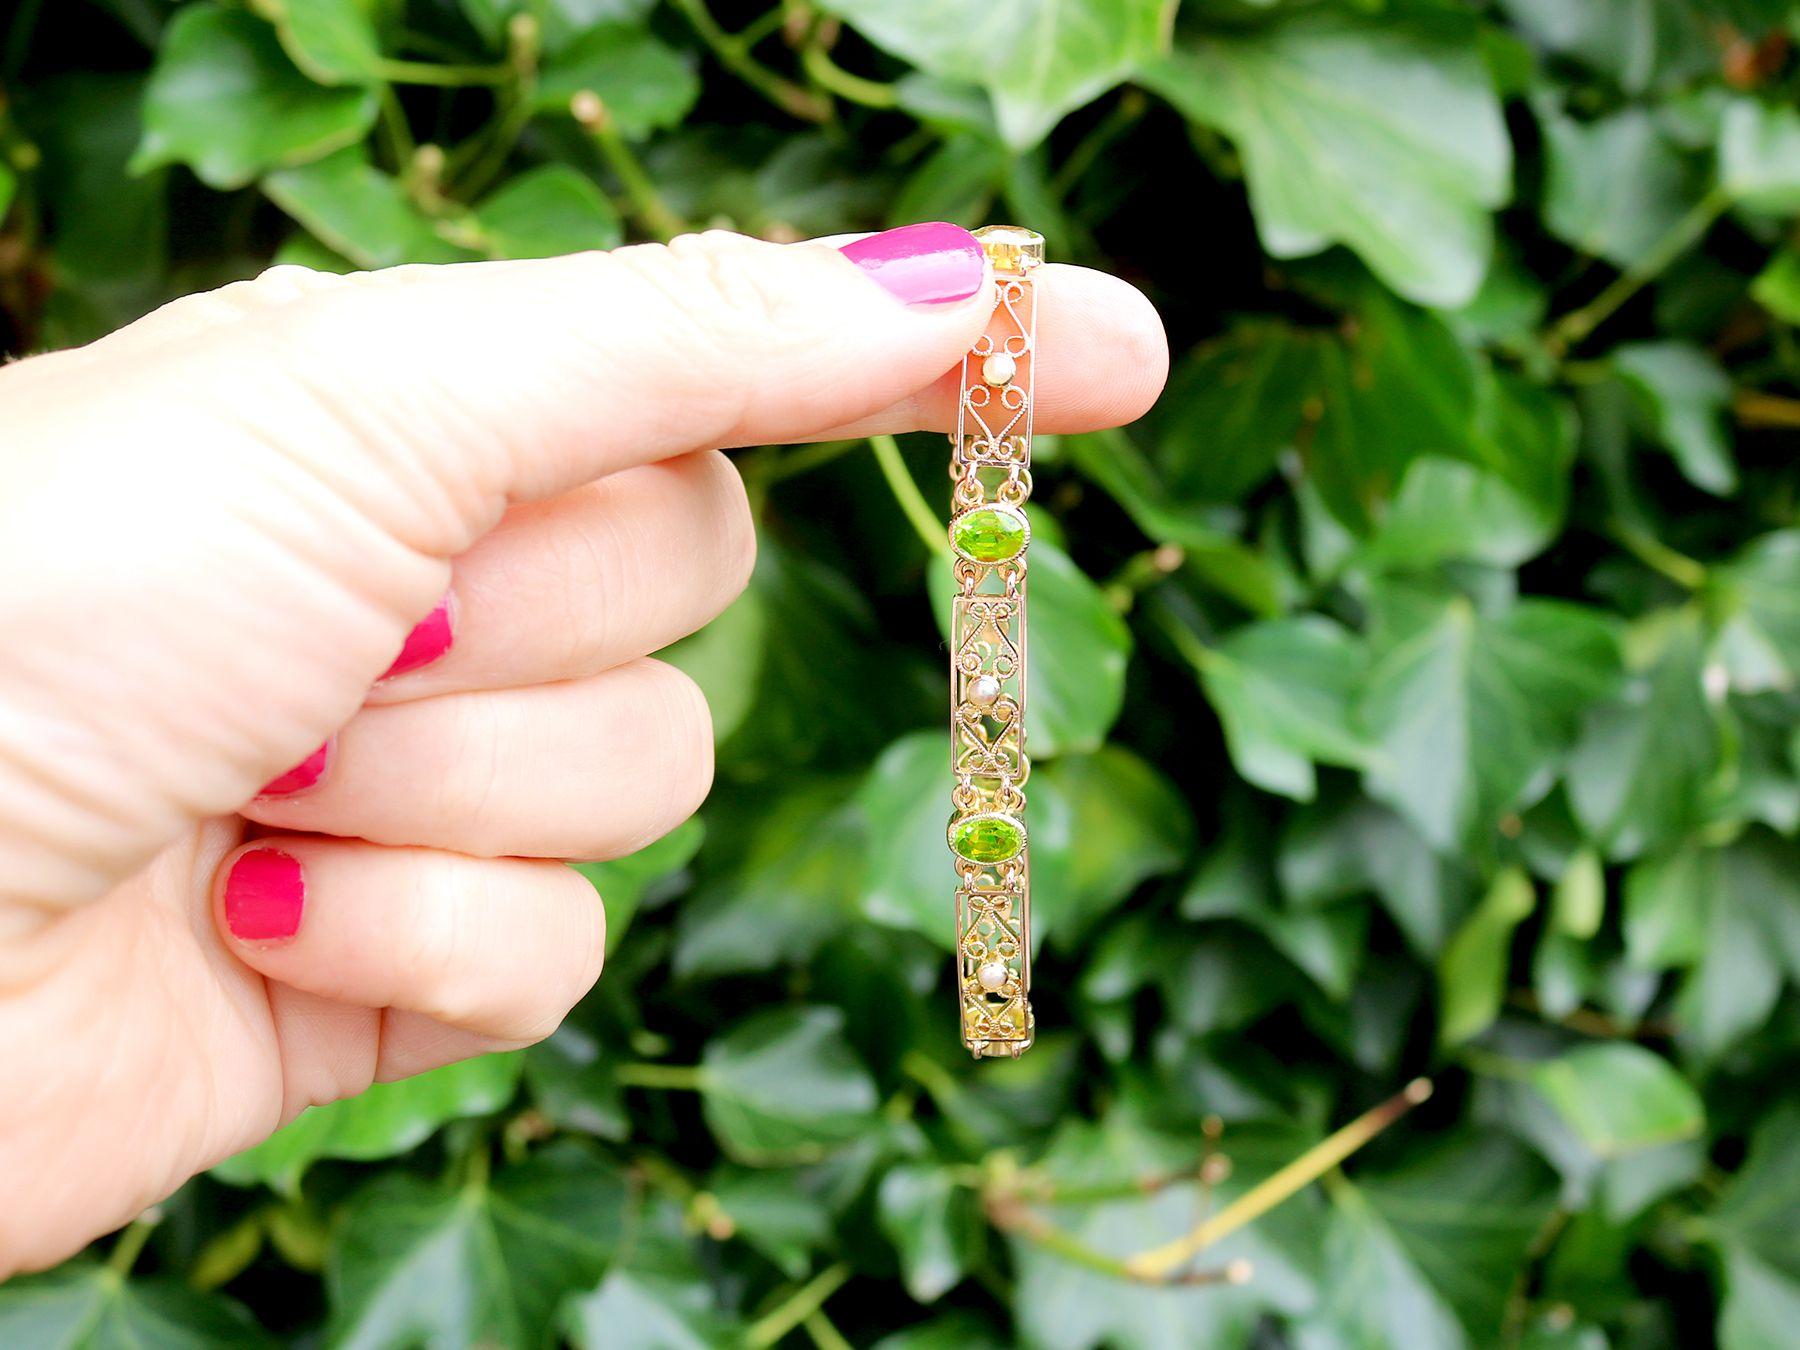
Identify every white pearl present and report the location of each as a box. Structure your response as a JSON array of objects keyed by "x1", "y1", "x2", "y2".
[
  {"x1": 969, "y1": 674, "x2": 1001, "y2": 706},
  {"x1": 978, "y1": 961, "x2": 1008, "y2": 991},
  {"x1": 982, "y1": 353, "x2": 1016, "y2": 387}
]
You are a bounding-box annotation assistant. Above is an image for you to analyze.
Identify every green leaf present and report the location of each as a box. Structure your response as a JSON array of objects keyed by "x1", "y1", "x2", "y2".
[
  {"x1": 1319, "y1": 1132, "x2": 1558, "y2": 1343},
  {"x1": 0, "y1": 1266, "x2": 273, "y2": 1348},
  {"x1": 1140, "y1": 10, "x2": 1510, "y2": 307},
  {"x1": 675, "y1": 781, "x2": 859, "y2": 977},
  {"x1": 1715, "y1": 529, "x2": 1800, "y2": 694},
  {"x1": 1720, "y1": 97, "x2": 1800, "y2": 215},
  {"x1": 1623, "y1": 842, "x2": 1713, "y2": 969},
  {"x1": 878, "y1": 1164, "x2": 979, "y2": 1302},
  {"x1": 327, "y1": 1145, "x2": 626, "y2": 1349},
  {"x1": 270, "y1": 0, "x2": 385, "y2": 85},
  {"x1": 930, "y1": 539, "x2": 1132, "y2": 757},
  {"x1": 1530, "y1": 1043, "x2": 1704, "y2": 1157},
  {"x1": 699, "y1": 1007, "x2": 880, "y2": 1164},
  {"x1": 133, "y1": 4, "x2": 378, "y2": 189},
  {"x1": 1711, "y1": 1103, "x2": 1800, "y2": 1350},
  {"x1": 564, "y1": 1270, "x2": 743, "y2": 1350},
  {"x1": 1194, "y1": 616, "x2": 1371, "y2": 801},
  {"x1": 1567, "y1": 610, "x2": 1718, "y2": 859},
  {"x1": 471, "y1": 164, "x2": 621, "y2": 258},
  {"x1": 1750, "y1": 249, "x2": 1800, "y2": 323},
  {"x1": 1280, "y1": 795, "x2": 1475, "y2": 958},
  {"x1": 534, "y1": 25, "x2": 700, "y2": 138},
  {"x1": 212, "y1": 1053, "x2": 525, "y2": 1194},
  {"x1": 1438, "y1": 867, "x2": 1537, "y2": 1047},
  {"x1": 816, "y1": 0, "x2": 1174, "y2": 150},
  {"x1": 1496, "y1": 0, "x2": 1713, "y2": 93},
  {"x1": 1537, "y1": 103, "x2": 1704, "y2": 268},
  {"x1": 263, "y1": 147, "x2": 475, "y2": 267},
  {"x1": 1551, "y1": 845, "x2": 1606, "y2": 940},
  {"x1": 1359, "y1": 457, "x2": 1559, "y2": 571},
  {"x1": 1361, "y1": 595, "x2": 1623, "y2": 851},
  {"x1": 0, "y1": 162, "x2": 14, "y2": 221},
  {"x1": 462, "y1": 0, "x2": 659, "y2": 55},
  {"x1": 571, "y1": 816, "x2": 702, "y2": 955},
  {"x1": 708, "y1": 1168, "x2": 832, "y2": 1278},
  {"x1": 1612, "y1": 341, "x2": 1736, "y2": 495}
]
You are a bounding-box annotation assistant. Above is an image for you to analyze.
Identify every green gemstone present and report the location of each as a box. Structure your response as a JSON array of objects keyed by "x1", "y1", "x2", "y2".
[
  {"x1": 950, "y1": 505, "x2": 1029, "y2": 565},
  {"x1": 949, "y1": 813, "x2": 1026, "y2": 864}
]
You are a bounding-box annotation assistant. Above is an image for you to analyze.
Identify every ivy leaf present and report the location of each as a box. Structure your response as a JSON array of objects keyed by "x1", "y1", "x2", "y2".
[
  {"x1": 133, "y1": 5, "x2": 378, "y2": 189},
  {"x1": 1674, "y1": 834, "x2": 1800, "y2": 1058},
  {"x1": 212, "y1": 1054, "x2": 524, "y2": 1195},
  {"x1": 1567, "y1": 611, "x2": 1718, "y2": 860},
  {"x1": 1318, "y1": 1132, "x2": 1558, "y2": 1342},
  {"x1": 1193, "y1": 616, "x2": 1371, "y2": 802},
  {"x1": 1611, "y1": 342, "x2": 1736, "y2": 495},
  {"x1": 699, "y1": 1007, "x2": 881, "y2": 1164},
  {"x1": 816, "y1": 0, "x2": 1174, "y2": 150},
  {"x1": 564, "y1": 1270, "x2": 743, "y2": 1349},
  {"x1": 1360, "y1": 595, "x2": 1623, "y2": 851},
  {"x1": 471, "y1": 164, "x2": 621, "y2": 258},
  {"x1": 878, "y1": 1164, "x2": 980, "y2": 1302},
  {"x1": 1140, "y1": 10, "x2": 1510, "y2": 307},
  {"x1": 534, "y1": 25, "x2": 701, "y2": 137},
  {"x1": 1751, "y1": 249, "x2": 1800, "y2": 323},
  {"x1": 1710, "y1": 1103, "x2": 1800, "y2": 1350},
  {"x1": 708, "y1": 1168, "x2": 833, "y2": 1278},
  {"x1": 930, "y1": 540, "x2": 1131, "y2": 757},
  {"x1": 1715, "y1": 529, "x2": 1800, "y2": 694},
  {"x1": 1437, "y1": 867, "x2": 1537, "y2": 1047},
  {"x1": 462, "y1": 0, "x2": 659, "y2": 55},
  {"x1": 269, "y1": 0, "x2": 385, "y2": 86},
  {"x1": 0, "y1": 1265, "x2": 273, "y2": 1348},
  {"x1": 263, "y1": 147, "x2": 474, "y2": 267},
  {"x1": 1530, "y1": 1043, "x2": 1704, "y2": 1158},
  {"x1": 1719, "y1": 98, "x2": 1800, "y2": 215},
  {"x1": 1358, "y1": 457, "x2": 1559, "y2": 572},
  {"x1": 571, "y1": 817, "x2": 701, "y2": 956},
  {"x1": 326, "y1": 1145, "x2": 626, "y2": 1349},
  {"x1": 1496, "y1": 0, "x2": 1713, "y2": 93},
  {"x1": 1537, "y1": 103, "x2": 1704, "y2": 268}
]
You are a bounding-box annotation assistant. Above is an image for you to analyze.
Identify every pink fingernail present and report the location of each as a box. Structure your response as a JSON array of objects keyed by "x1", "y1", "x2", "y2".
[
  {"x1": 381, "y1": 592, "x2": 455, "y2": 681},
  {"x1": 257, "y1": 741, "x2": 331, "y2": 799},
  {"x1": 224, "y1": 848, "x2": 305, "y2": 942},
  {"x1": 839, "y1": 222, "x2": 984, "y2": 305}
]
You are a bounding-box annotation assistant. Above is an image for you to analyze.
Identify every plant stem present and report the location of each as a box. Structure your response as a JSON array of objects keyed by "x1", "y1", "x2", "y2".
[
  {"x1": 869, "y1": 435, "x2": 952, "y2": 560},
  {"x1": 1735, "y1": 389, "x2": 1800, "y2": 428},
  {"x1": 800, "y1": 44, "x2": 899, "y2": 108},
  {"x1": 668, "y1": 0, "x2": 830, "y2": 124},
  {"x1": 1610, "y1": 523, "x2": 1708, "y2": 590},
  {"x1": 989, "y1": 1196, "x2": 1250, "y2": 1286},
  {"x1": 803, "y1": 1310, "x2": 856, "y2": 1350},
  {"x1": 1052, "y1": 90, "x2": 1147, "y2": 200},
  {"x1": 754, "y1": 438, "x2": 862, "y2": 486},
  {"x1": 106, "y1": 1212, "x2": 160, "y2": 1279},
  {"x1": 746, "y1": 1263, "x2": 851, "y2": 1348},
  {"x1": 1124, "y1": 1079, "x2": 1432, "y2": 1280},
  {"x1": 614, "y1": 1062, "x2": 709, "y2": 1091},
  {"x1": 1549, "y1": 188, "x2": 1731, "y2": 353},
  {"x1": 373, "y1": 58, "x2": 511, "y2": 87},
  {"x1": 583, "y1": 112, "x2": 688, "y2": 242}
]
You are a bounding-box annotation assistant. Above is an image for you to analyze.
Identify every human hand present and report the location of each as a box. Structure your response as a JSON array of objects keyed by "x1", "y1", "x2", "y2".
[{"x1": 0, "y1": 223, "x2": 1166, "y2": 1276}]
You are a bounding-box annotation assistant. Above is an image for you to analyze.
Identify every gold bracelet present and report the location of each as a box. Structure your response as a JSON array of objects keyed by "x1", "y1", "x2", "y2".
[{"x1": 949, "y1": 225, "x2": 1042, "y2": 1060}]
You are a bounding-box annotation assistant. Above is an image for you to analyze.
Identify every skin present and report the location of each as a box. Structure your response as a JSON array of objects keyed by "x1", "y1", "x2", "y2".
[{"x1": 0, "y1": 228, "x2": 1167, "y2": 1278}]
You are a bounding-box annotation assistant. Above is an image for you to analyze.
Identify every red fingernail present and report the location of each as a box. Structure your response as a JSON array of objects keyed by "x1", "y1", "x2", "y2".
[
  {"x1": 224, "y1": 848, "x2": 305, "y2": 942},
  {"x1": 258, "y1": 741, "x2": 330, "y2": 798},
  {"x1": 839, "y1": 222, "x2": 984, "y2": 305},
  {"x1": 381, "y1": 592, "x2": 455, "y2": 681}
]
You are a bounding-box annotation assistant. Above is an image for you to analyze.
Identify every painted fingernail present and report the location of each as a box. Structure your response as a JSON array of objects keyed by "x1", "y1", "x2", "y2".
[
  {"x1": 224, "y1": 848, "x2": 305, "y2": 942},
  {"x1": 838, "y1": 222, "x2": 984, "y2": 305},
  {"x1": 381, "y1": 592, "x2": 455, "y2": 681},
  {"x1": 257, "y1": 741, "x2": 331, "y2": 799}
]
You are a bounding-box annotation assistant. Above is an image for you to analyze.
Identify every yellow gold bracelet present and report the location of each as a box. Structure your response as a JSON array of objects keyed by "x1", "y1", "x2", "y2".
[{"x1": 948, "y1": 225, "x2": 1042, "y2": 1060}]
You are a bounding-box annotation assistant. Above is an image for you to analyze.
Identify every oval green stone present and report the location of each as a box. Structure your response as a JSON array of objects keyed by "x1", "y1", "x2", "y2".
[
  {"x1": 949, "y1": 813, "x2": 1026, "y2": 864},
  {"x1": 950, "y1": 505, "x2": 1028, "y2": 565}
]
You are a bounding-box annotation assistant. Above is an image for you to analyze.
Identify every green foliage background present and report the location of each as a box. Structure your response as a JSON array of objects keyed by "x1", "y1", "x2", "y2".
[{"x1": 4, "y1": 0, "x2": 1800, "y2": 1345}]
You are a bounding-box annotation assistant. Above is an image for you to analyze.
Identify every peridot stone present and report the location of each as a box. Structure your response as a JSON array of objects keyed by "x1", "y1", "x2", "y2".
[
  {"x1": 949, "y1": 813, "x2": 1025, "y2": 864},
  {"x1": 949, "y1": 504, "x2": 1029, "y2": 565}
]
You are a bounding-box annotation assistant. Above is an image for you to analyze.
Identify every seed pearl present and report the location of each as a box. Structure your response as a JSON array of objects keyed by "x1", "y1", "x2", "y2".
[
  {"x1": 978, "y1": 961, "x2": 1008, "y2": 991},
  {"x1": 969, "y1": 674, "x2": 1002, "y2": 706},
  {"x1": 982, "y1": 352, "x2": 1016, "y2": 387}
]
